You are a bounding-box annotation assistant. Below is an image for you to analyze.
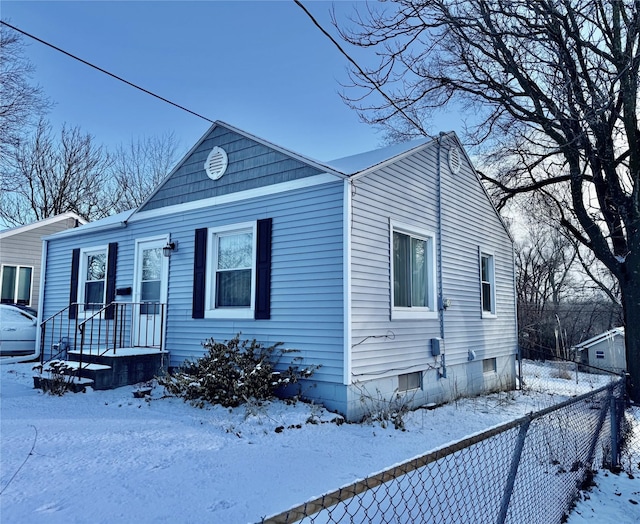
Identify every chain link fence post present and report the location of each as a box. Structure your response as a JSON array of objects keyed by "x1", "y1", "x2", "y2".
[
  {"x1": 496, "y1": 416, "x2": 531, "y2": 524},
  {"x1": 610, "y1": 391, "x2": 619, "y2": 469}
]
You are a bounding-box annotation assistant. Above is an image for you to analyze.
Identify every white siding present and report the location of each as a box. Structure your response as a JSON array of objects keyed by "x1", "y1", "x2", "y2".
[{"x1": 349, "y1": 138, "x2": 517, "y2": 382}]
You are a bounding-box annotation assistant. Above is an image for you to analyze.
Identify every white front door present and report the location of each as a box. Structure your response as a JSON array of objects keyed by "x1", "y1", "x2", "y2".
[{"x1": 132, "y1": 237, "x2": 168, "y2": 347}]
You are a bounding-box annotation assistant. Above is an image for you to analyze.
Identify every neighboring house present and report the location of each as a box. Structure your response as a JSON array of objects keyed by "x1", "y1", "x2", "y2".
[
  {"x1": 0, "y1": 213, "x2": 85, "y2": 311},
  {"x1": 576, "y1": 327, "x2": 626, "y2": 374},
  {"x1": 38, "y1": 121, "x2": 517, "y2": 420}
]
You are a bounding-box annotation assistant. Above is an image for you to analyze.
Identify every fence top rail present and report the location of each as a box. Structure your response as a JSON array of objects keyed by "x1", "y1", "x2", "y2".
[{"x1": 260, "y1": 377, "x2": 624, "y2": 524}]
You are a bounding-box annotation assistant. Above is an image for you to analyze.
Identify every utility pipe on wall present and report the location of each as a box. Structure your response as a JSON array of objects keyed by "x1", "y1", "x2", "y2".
[{"x1": 436, "y1": 133, "x2": 447, "y2": 379}]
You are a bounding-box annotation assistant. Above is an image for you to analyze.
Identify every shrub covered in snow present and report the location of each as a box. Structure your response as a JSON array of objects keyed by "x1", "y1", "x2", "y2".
[
  {"x1": 32, "y1": 360, "x2": 77, "y2": 396},
  {"x1": 158, "y1": 335, "x2": 318, "y2": 408}
]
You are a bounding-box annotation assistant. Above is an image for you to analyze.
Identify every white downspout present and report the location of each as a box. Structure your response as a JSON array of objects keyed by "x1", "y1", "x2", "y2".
[{"x1": 343, "y1": 178, "x2": 353, "y2": 385}]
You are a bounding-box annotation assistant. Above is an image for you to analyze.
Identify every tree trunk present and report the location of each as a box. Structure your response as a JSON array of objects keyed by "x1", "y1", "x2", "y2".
[{"x1": 621, "y1": 280, "x2": 640, "y2": 403}]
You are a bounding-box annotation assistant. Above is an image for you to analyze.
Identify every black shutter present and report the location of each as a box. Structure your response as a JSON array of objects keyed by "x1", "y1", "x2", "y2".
[
  {"x1": 192, "y1": 228, "x2": 207, "y2": 319},
  {"x1": 105, "y1": 242, "x2": 118, "y2": 320},
  {"x1": 255, "y1": 218, "x2": 272, "y2": 320},
  {"x1": 69, "y1": 248, "x2": 80, "y2": 319}
]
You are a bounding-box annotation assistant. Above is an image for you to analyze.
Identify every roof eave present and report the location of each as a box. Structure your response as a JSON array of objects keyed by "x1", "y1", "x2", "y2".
[{"x1": 0, "y1": 212, "x2": 87, "y2": 240}]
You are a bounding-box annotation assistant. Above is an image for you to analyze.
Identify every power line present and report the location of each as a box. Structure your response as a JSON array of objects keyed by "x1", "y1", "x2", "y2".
[
  {"x1": 0, "y1": 20, "x2": 214, "y2": 124},
  {"x1": 293, "y1": 0, "x2": 434, "y2": 140}
]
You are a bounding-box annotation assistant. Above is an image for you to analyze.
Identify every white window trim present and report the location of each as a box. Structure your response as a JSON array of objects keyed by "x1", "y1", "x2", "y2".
[
  {"x1": 205, "y1": 221, "x2": 257, "y2": 319},
  {"x1": 390, "y1": 220, "x2": 438, "y2": 320},
  {"x1": 480, "y1": 249, "x2": 497, "y2": 318},
  {"x1": 78, "y1": 245, "x2": 109, "y2": 317},
  {"x1": 1, "y1": 264, "x2": 34, "y2": 306}
]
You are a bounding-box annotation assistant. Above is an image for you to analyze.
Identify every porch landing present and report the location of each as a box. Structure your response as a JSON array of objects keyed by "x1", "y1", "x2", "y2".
[{"x1": 36, "y1": 349, "x2": 168, "y2": 391}]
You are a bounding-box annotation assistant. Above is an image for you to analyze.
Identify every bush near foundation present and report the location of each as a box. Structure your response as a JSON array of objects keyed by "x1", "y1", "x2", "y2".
[{"x1": 158, "y1": 334, "x2": 318, "y2": 408}]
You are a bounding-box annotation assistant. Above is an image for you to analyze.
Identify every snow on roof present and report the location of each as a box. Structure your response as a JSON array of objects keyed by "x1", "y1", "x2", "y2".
[
  {"x1": 37, "y1": 129, "x2": 446, "y2": 243},
  {"x1": 0, "y1": 212, "x2": 86, "y2": 240},
  {"x1": 573, "y1": 327, "x2": 625, "y2": 350},
  {"x1": 324, "y1": 136, "x2": 435, "y2": 176}
]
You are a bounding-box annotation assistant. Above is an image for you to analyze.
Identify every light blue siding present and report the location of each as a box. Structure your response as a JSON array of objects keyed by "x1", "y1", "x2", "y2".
[
  {"x1": 40, "y1": 125, "x2": 517, "y2": 420},
  {"x1": 166, "y1": 181, "x2": 345, "y2": 383},
  {"x1": 42, "y1": 181, "x2": 345, "y2": 384},
  {"x1": 349, "y1": 146, "x2": 441, "y2": 380}
]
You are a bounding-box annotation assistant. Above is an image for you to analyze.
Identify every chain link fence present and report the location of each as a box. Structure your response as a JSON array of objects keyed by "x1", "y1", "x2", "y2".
[
  {"x1": 260, "y1": 368, "x2": 626, "y2": 524},
  {"x1": 517, "y1": 347, "x2": 622, "y2": 399}
]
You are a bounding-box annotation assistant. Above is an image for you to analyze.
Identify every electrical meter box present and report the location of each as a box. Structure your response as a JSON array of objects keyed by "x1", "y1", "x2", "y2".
[{"x1": 431, "y1": 338, "x2": 444, "y2": 356}]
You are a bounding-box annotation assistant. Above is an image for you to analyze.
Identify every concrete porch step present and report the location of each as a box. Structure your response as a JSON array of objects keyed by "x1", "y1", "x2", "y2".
[
  {"x1": 34, "y1": 349, "x2": 167, "y2": 392},
  {"x1": 67, "y1": 349, "x2": 167, "y2": 389}
]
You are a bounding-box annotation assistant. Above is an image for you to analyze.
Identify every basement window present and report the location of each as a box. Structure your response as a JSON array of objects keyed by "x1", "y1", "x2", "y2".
[
  {"x1": 399, "y1": 372, "x2": 421, "y2": 392},
  {"x1": 483, "y1": 358, "x2": 497, "y2": 374}
]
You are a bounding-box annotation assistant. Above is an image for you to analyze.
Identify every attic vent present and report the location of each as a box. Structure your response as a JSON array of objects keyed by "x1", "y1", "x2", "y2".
[
  {"x1": 448, "y1": 146, "x2": 461, "y2": 175},
  {"x1": 204, "y1": 146, "x2": 228, "y2": 180}
]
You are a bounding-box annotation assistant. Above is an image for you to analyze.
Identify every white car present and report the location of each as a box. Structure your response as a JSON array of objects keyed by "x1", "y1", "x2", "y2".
[{"x1": 0, "y1": 304, "x2": 38, "y2": 356}]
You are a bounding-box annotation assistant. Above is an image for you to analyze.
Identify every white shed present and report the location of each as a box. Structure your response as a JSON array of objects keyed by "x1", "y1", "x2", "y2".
[{"x1": 576, "y1": 327, "x2": 626, "y2": 374}]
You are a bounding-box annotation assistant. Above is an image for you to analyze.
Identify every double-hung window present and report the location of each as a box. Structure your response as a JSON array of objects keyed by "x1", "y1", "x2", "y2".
[
  {"x1": 206, "y1": 222, "x2": 257, "y2": 318},
  {"x1": 480, "y1": 251, "x2": 496, "y2": 317},
  {"x1": 79, "y1": 248, "x2": 107, "y2": 312},
  {"x1": 391, "y1": 222, "x2": 436, "y2": 319},
  {"x1": 1, "y1": 265, "x2": 33, "y2": 305}
]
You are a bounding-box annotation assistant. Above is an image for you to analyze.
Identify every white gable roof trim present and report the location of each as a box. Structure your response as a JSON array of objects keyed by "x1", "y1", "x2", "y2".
[
  {"x1": 0, "y1": 212, "x2": 86, "y2": 240},
  {"x1": 38, "y1": 124, "x2": 511, "y2": 243},
  {"x1": 130, "y1": 173, "x2": 341, "y2": 223},
  {"x1": 574, "y1": 327, "x2": 625, "y2": 350}
]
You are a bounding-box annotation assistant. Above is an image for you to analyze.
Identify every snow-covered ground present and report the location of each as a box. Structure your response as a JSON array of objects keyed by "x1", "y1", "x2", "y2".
[{"x1": 0, "y1": 361, "x2": 638, "y2": 523}]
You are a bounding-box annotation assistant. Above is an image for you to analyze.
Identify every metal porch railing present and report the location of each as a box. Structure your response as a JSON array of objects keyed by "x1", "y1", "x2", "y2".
[{"x1": 39, "y1": 302, "x2": 166, "y2": 366}]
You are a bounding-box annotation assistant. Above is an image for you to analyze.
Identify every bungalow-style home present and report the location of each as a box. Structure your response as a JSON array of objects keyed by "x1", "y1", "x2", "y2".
[
  {"x1": 576, "y1": 327, "x2": 626, "y2": 374},
  {"x1": 37, "y1": 121, "x2": 517, "y2": 420},
  {"x1": 0, "y1": 213, "x2": 85, "y2": 311}
]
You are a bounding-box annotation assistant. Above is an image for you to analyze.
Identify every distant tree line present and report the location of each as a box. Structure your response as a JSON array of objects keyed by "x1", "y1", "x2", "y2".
[
  {"x1": 513, "y1": 200, "x2": 622, "y2": 362},
  {"x1": 0, "y1": 23, "x2": 182, "y2": 227}
]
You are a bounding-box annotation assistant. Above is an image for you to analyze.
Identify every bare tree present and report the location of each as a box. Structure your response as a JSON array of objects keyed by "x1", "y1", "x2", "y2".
[
  {"x1": 330, "y1": 1, "x2": 640, "y2": 400},
  {"x1": 110, "y1": 132, "x2": 181, "y2": 212},
  {"x1": 516, "y1": 218, "x2": 576, "y2": 358},
  {"x1": 0, "y1": 119, "x2": 114, "y2": 225},
  {"x1": 515, "y1": 212, "x2": 621, "y2": 361},
  {"x1": 0, "y1": 22, "x2": 50, "y2": 159}
]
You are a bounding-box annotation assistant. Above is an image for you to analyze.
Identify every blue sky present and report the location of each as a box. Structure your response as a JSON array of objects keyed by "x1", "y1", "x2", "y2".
[{"x1": 2, "y1": 1, "x2": 461, "y2": 161}]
